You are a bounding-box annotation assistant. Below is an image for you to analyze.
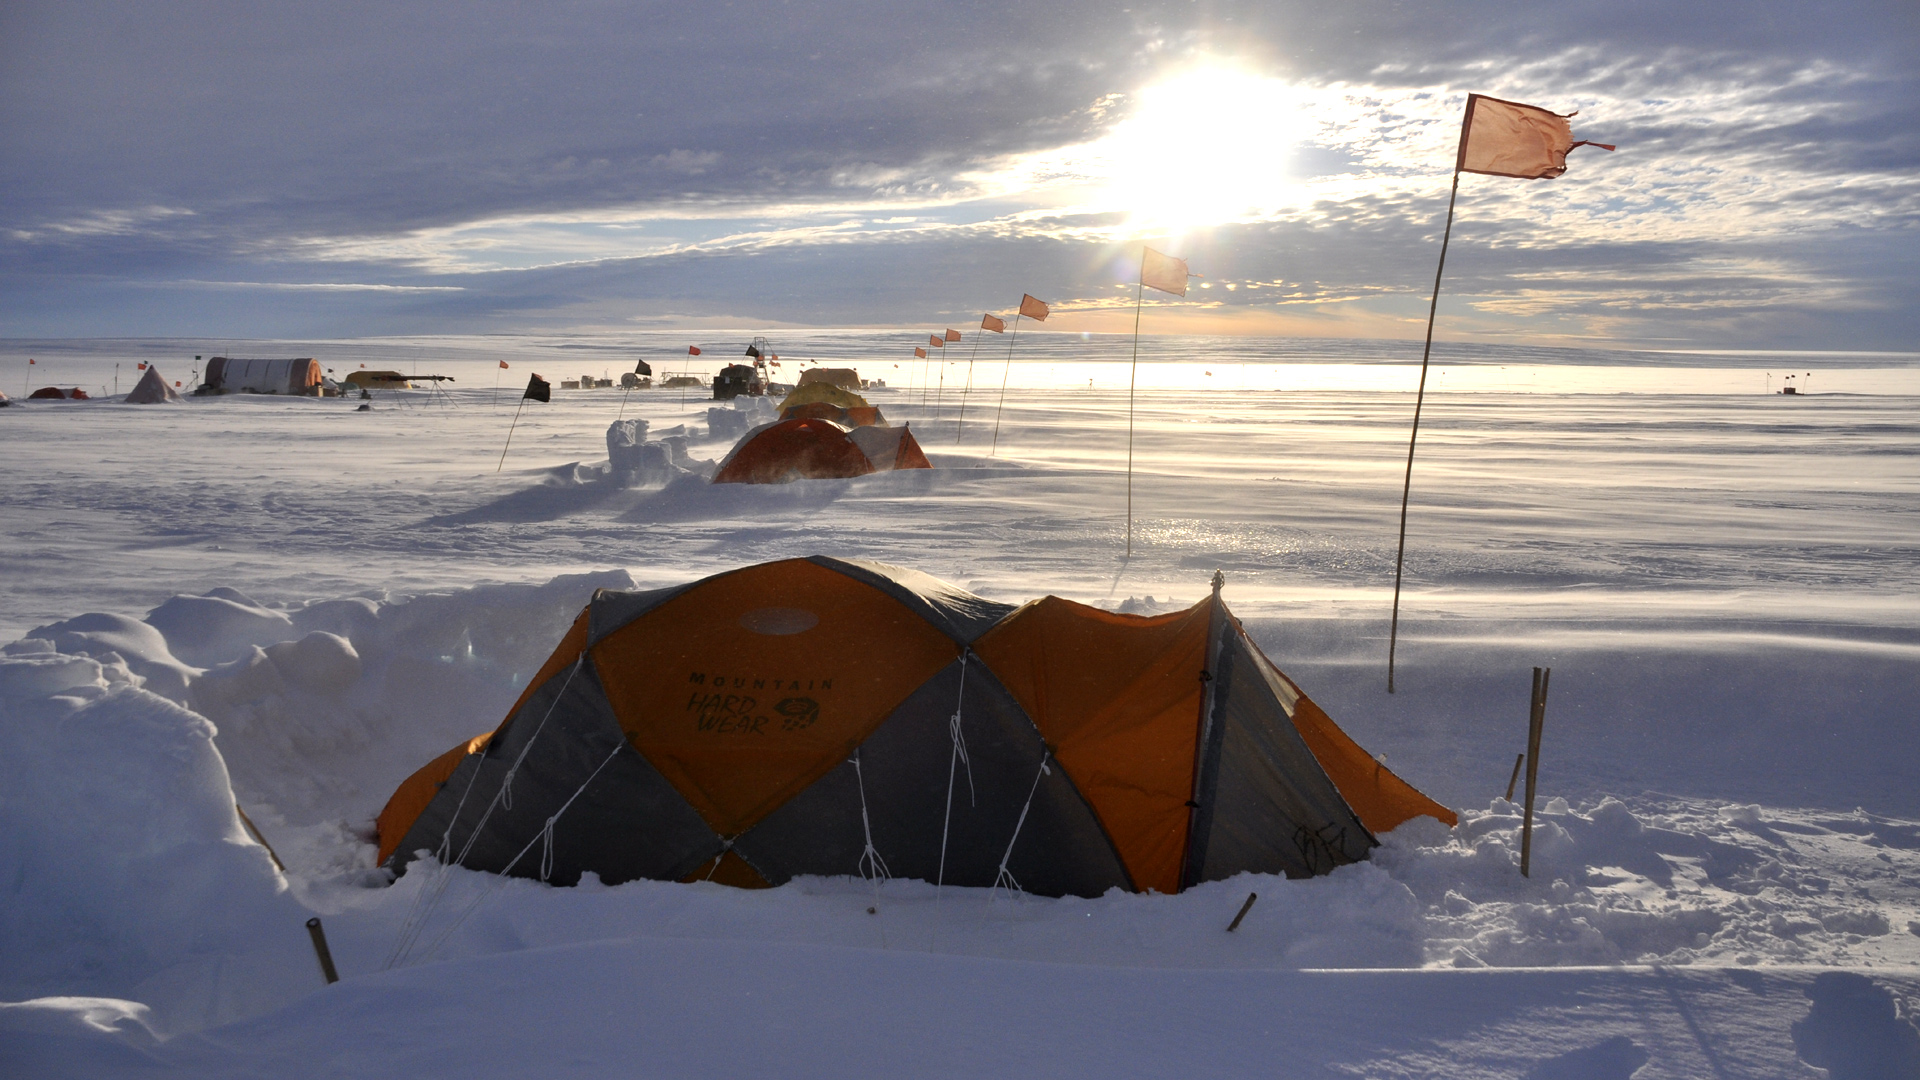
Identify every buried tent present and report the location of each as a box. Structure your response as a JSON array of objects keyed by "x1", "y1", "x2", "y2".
[
  {"x1": 777, "y1": 382, "x2": 885, "y2": 427},
  {"x1": 376, "y1": 559, "x2": 1453, "y2": 897},
  {"x1": 711, "y1": 417, "x2": 930, "y2": 484}
]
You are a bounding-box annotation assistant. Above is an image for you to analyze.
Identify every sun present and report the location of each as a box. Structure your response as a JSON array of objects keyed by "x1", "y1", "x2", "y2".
[{"x1": 1096, "y1": 67, "x2": 1301, "y2": 233}]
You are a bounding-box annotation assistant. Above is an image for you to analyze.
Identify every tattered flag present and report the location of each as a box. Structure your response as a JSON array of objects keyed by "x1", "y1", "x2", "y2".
[
  {"x1": 982, "y1": 313, "x2": 1006, "y2": 333},
  {"x1": 523, "y1": 374, "x2": 551, "y2": 402},
  {"x1": 1457, "y1": 94, "x2": 1615, "y2": 180},
  {"x1": 634, "y1": 359, "x2": 653, "y2": 376},
  {"x1": 1019, "y1": 294, "x2": 1049, "y2": 321},
  {"x1": 1141, "y1": 247, "x2": 1192, "y2": 296}
]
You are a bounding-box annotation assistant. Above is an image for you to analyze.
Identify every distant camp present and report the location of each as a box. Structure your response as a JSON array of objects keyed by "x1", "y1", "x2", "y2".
[
  {"x1": 376, "y1": 559, "x2": 1453, "y2": 897},
  {"x1": 711, "y1": 417, "x2": 931, "y2": 483}
]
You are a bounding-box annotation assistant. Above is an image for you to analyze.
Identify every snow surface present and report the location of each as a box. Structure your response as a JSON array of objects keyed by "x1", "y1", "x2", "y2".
[{"x1": 3, "y1": 335, "x2": 1918, "y2": 1078}]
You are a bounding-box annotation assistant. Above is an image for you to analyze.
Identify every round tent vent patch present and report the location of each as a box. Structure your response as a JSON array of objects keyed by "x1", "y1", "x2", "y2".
[{"x1": 738, "y1": 607, "x2": 820, "y2": 635}]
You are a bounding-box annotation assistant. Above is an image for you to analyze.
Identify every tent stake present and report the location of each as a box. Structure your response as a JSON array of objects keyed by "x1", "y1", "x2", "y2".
[
  {"x1": 306, "y1": 917, "x2": 340, "y2": 984},
  {"x1": 1519, "y1": 666, "x2": 1550, "y2": 877},
  {"x1": 1503, "y1": 752, "x2": 1525, "y2": 802},
  {"x1": 1227, "y1": 891, "x2": 1258, "y2": 932}
]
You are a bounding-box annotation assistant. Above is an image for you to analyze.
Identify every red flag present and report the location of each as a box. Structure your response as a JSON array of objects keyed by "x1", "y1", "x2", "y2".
[
  {"x1": 499, "y1": 360, "x2": 510, "y2": 369},
  {"x1": 1457, "y1": 94, "x2": 1614, "y2": 180},
  {"x1": 1019, "y1": 294, "x2": 1049, "y2": 321},
  {"x1": 137, "y1": 362, "x2": 147, "y2": 369},
  {"x1": 928, "y1": 335, "x2": 943, "y2": 348},
  {"x1": 688, "y1": 346, "x2": 702, "y2": 356},
  {"x1": 914, "y1": 347, "x2": 927, "y2": 358},
  {"x1": 981, "y1": 314, "x2": 1005, "y2": 333},
  {"x1": 28, "y1": 359, "x2": 35, "y2": 365},
  {"x1": 944, "y1": 328, "x2": 962, "y2": 343}
]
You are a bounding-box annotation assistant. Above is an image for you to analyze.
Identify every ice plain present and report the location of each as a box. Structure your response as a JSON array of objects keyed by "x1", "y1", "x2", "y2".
[{"x1": 2, "y1": 333, "x2": 1918, "y2": 1078}]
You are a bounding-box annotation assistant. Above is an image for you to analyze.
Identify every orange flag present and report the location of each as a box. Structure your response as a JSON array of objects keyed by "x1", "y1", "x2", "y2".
[
  {"x1": 688, "y1": 346, "x2": 702, "y2": 355},
  {"x1": 928, "y1": 335, "x2": 943, "y2": 348},
  {"x1": 1019, "y1": 294, "x2": 1049, "y2": 321},
  {"x1": 498, "y1": 360, "x2": 510, "y2": 369},
  {"x1": 914, "y1": 347, "x2": 927, "y2": 358},
  {"x1": 1141, "y1": 248, "x2": 1192, "y2": 296},
  {"x1": 1457, "y1": 94, "x2": 1614, "y2": 179},
  {"x1": 944, "y1": 328, "x2": 962, "y2": 342},
  {"x1": 982, "y1": 313, "x2": 1005, "y2": 333}
]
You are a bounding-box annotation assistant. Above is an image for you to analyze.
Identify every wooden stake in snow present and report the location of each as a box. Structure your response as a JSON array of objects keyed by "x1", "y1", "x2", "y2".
[
  {"x1": 1504, "y1": 752, "x2": 1526, "y2": 802},
  {"x1": 235, "y1": 803, "x2": 286, "y2": 873},
  {"x1": 306, "y1": 917, "x2": 340, "y2": 984},
  {"x1": 1227, "y1": 891, "x2": 1258, "y2": 932},
  {"x1": 1519, "y1": 666, "x2": 1551, "y2": 877}
]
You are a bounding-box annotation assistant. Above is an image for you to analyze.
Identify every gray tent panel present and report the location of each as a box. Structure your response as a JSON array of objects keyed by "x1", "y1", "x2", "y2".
[
  {"x1": 388, "y1": 659, "x2": 721, "y2": 885},
  {"x1": 734, "y1": 656, "x2": 1133, "y2": 897},
  {"x1": 810, "y1": 557, "x2": 1017, "y2": 645},
  {"x1": 1184, "y1": 630, "x2": 1374, "y2": 884}
]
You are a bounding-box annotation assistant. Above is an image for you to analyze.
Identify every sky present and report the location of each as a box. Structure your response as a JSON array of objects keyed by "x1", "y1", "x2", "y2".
[{"x1": 2, "y1": 1, "x2": 1915, "y2": 350}]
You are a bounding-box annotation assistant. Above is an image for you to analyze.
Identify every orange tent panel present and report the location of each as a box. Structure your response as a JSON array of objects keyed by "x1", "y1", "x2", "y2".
[
  {"x1": 375, "y1": 732, "x2": 494, "y2": 864},
  {"x1": 591, "y1": 561, "x2": 958, "y2": 835},
  {"x1": 1280, "y1": 674, "x2": 1458, "y2": 831},
  {"x1": 974, "y1": 597, "x2": 1212, "y2": 894}
]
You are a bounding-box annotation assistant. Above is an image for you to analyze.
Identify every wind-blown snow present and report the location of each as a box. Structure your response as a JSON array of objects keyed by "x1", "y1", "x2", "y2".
[{"x1": 2, "y1": 335, "x2": 1917, "y2": 1077}]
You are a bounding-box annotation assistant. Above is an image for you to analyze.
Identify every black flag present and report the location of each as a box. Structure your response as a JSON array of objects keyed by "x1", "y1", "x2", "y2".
[
  {"x1": 743, "y1": 344, "x2": 760, "y2": 359},
  {"x1": 522, "y1": 374, "x2": 551, "y2": 402},
  {"x1": 634, "y1": 359, "x2": 653, "y2": 376}
]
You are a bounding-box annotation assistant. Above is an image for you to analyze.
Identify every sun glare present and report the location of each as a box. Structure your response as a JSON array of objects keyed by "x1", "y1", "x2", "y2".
[{"x1": 1098, "y1": 68, "x2": 1300, "y2": 233}]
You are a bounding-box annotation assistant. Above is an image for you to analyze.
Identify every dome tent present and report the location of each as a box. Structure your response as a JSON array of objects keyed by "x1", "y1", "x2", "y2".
[
  {"x1": 377, "y1": 559, "x2": 1453, "y2": 896},
  {"x1": 711, "y1": 417, "x2": 929, "y2": 484}
]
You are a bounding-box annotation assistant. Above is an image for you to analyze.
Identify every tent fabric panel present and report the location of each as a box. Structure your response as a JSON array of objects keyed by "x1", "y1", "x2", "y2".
[
  {"x1": 497, "y1": 607, "x2": 591, "y2": 732},
  {"x1": 388, "y1": 659, "x2": 722, "y2": 884},
  {"x1": 1190, "y1": 632, "x2": 1375, "y2": 881},
  {"x1": 808, "y1": 557, "x2": 1016, "y2": 645},
  {"x1": 375, "y1": 732, "x2": 493, "y2": 865},
  {"x1": 1269, "y1": 661, "x2": 1459, "y2": 831},
  {"x1": 587, "y1": 583, "x2": 698, "y2": 646},
  {"x1": 680, "y1": 849, "x2": 774, "y2": 888},
  {"x1": 594, "y1": 559, "x2": 959, "y2": 836},
  {"x1": 973, "y1": 596, "x2": 1211, "y2": 894},
  {"x1": 733, "y1": 657, "x2": 1132, "y2": 897},
  {"x1": 776, "y1": 382, "x2": 871, "y2": 412}
]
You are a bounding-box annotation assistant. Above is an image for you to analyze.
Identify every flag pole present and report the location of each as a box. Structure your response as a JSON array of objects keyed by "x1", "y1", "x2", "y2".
[
  {"x1": 955, "y1": 328, "x2": 983, "y2": 441},
  {"x1": 933, "y1": 349, "x2": 947, "y2": 420},
  {"x1": 1387, "y1": 166, "x2": 1463, "y2": 694},
  {"x1": 496, "y1": 395, "x2": 529, "y2": 474},
  {"x1": 989, "y1": 315, "x2": 1023, "y2": 457},
  {"x1": 1126, "y1": 253, "x2": 1146, "y2": 559}
]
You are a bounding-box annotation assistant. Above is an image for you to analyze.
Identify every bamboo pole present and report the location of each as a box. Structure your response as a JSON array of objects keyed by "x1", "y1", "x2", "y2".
[
  {"x1": 305, "y1": 917, "x2": 341, "y2": 984},
  {"x1": 1387, "y1": 168, "x2": 1463, "y2": 694},
  {"x1": 496, "y1": 396, "x2": 529, "y2": 474},
  {"x1": 1126, "y1": 260, "x2": 1146, "y2": 559},
  {"x1": 988, "y1": 315, "x2": 1024, "y2": 457},
  {"x1": 1226, "y1": 891, "x2": 1259, "y2": 932},
  {"x1": 1504, "y1": 752, "x2": 1526, "y2": 803},
  {"x1": 1519, "y1": 666, "x2": 1550, "y2": 877}
]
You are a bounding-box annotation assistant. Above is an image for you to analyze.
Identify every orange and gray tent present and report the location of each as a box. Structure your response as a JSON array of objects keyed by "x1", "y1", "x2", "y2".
[
  {"x1": 712, "y1": 418, "x2": 929, "y2": 484},
  {"x1": 376, "y1": 559, "x2": 1453, "y2": 896},
  {"x1": 778, "y1": 383, "x2": 885, "y2": 427}
]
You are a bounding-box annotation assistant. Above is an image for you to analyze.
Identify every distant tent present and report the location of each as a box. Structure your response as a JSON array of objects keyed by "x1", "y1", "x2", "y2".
[
  {"x1": 28, "y1": 386, "x2": 87, "y2": 400},
  {"x1": 343, "y1": 370, "x2": 412, "y2": 390},
  {"x1": 125, "y1": 364, "x2": 182, "y2": 404},
  {"x1": 777, "y1": 383, "x2": 884, "y2": 426},
  {"x1": 796, "y1": 367, "x2": 862, "y2": 392},
  {"x1": 712, "y1": 417, "x2": 930, "y2": 484},
  {"x1": 375, "y1": 559, "x2": 1455, "y2": 896},
  {"x1": 203, "y1": 357, "x2": 323, "y2": 395}
]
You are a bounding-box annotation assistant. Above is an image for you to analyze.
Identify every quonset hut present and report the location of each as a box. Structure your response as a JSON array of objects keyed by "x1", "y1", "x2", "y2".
[
  {"x1": 200, "y1": 357, "x2": 323, "y2": 395},
  {"x1": 376, "y1": 559, "x2": 1453, "y2": 897}
]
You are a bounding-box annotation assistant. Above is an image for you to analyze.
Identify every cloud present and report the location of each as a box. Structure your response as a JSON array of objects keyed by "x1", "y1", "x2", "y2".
[{"x1": 1, "y1": 0, "x2": 1914, "y2": 346}]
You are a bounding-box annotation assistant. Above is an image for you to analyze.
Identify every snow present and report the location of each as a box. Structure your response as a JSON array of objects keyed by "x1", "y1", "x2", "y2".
[{"x1": 2, "y1": 334, "x2": 1918, "y2": 1077}]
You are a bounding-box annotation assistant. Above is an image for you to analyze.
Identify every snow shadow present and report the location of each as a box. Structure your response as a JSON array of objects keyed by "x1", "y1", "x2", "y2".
[
  {"x1": 426, "y1": 462, "x2": 641, "y2": 525},
  {"x1": 1791, "y1": 972, "x2": 1920, "y2": 1079}
]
